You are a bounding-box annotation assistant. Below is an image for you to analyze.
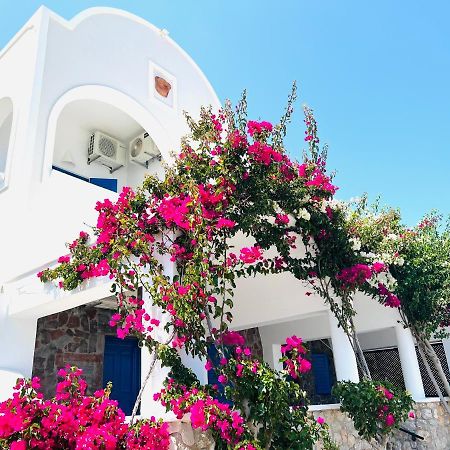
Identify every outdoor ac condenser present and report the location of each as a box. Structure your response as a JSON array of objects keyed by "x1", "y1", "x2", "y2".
[
  {"x1": 129, "y1": 132, "x2": 161, "y2": 167},
  {"x1": 87, "y1": 131, "x2": 126, "y2": 173}
]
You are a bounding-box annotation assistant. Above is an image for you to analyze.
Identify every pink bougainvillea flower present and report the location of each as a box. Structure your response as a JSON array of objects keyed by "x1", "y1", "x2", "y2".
[
  {"x1": 217, "y1": 218, "x2": 236, "y2": 229},
  {"x1": 275, "y1": 213, "x2": 290, "y2": 225},
  {"x1": 371, "y1": 261, "x2": 386, "y2": 273},
  {"x1": 239, "y1": 246, "x2": 263, "y2": 264},
  {"x1": 247, "y1": 120, "x2": 273, "y2": 136},
  {"x1": 385, "y1": 413, "x2": 395, "y2": 426},
  {"x1": 57, "y1": 255, "x2": 70, "y2": 263},
  {"x1": 221, "y1": 331, "x2": 245, "y2": 347},
  {"x1": 10, "y1": 441, "x2": 26, "y2": 450}
]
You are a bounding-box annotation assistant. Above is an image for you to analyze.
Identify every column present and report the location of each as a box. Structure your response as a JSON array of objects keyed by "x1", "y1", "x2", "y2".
[
  {"x1": 328, "y1": 310, "x2": 359, "y2": 382},
  {"x1": 395, "y1": 324, "x2": 426, "y2": 400},
  {"x1": 139, "y1": 252, "x2": 175, "y2": 420},
  {"x1": 272, "y1": 344, "x2": 283, "y2": 372},
  {"x1": 0, "y1": 287, "x2": 38, "y2": 401},
  {"x1": 442, "y1": 337, "x2": 450, "y2": 372}
]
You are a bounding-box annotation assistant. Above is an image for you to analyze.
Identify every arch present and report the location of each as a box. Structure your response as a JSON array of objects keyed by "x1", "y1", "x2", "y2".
[
  {"x1": 0, "y1": 97, "x2": 14, "y2": 190},
  {"x1": 42, "y1": 85, "x2": 177, "y2": 181},
  {"x1": 49, "y1": 7, "x2": 220, "y2": 110}
]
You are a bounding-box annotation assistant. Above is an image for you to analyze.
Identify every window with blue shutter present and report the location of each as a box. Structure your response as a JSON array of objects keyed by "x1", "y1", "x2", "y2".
[
  {"x1": 89, "y1": 177, "x2": 118, "y2": 192},
  {"x1": 311, "y1": 353, "x2": 332, "y2": 395}
]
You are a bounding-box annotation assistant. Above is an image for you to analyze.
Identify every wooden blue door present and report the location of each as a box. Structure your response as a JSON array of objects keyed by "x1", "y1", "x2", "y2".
[{"x1": 103, "y1": 336, "x2": 141, "y2": 415}]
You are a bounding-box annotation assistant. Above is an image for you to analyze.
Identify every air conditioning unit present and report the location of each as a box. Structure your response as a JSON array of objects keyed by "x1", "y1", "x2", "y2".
[
  {"x1": 87, "y1": 131, "x2": 126, "y2": 173},
  {"x1": 129, "y1": 132, "x2": 161, "y2": 167}
]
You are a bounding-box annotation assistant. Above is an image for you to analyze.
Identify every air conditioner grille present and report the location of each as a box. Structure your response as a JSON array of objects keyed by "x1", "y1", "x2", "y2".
[
  {"x1": 131, "y1": 138, "x2": 143, "y2": 157},
  {"x1": 88, "y1": 134, "x2": 95, "y2": 156},
  {"x1": 99, "y1": 136, "x2": 117, "y2": 158}
]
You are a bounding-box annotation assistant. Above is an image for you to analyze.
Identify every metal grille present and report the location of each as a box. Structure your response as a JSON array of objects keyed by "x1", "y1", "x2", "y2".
[
  {"x1": 88, "y1": 133, "x2": 95, "y2": 155},
  {"x1": 363, "y1": 347, "x2": 406, "y2": 390},
  {"x1": 99, "y1": 136, "x2": 116, "y2": 158},
  {"x1": 363, "y1": 343, "x2": 450, "y2": 398},
  {"x1": 416, "y1": 343, "x2": 450, "y2": 397}
]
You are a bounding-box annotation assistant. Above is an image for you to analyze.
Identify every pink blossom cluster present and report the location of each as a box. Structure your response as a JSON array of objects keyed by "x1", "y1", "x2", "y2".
[
  {"x1": 336, "y1": 264, "x2": 373, "y2": 287},
  {"x1": 378, "y1": 283, "x2": 401, "y2": 308},
  {"x1": 157, "y1": 381, "x2": 247, "y2": 446},
  {"x1": 376, "y1": 385, "x2": 397, "y2": 427},
  {"x1": 281, "y1": 336, "x2": 312, "y2": 379},
  {"x1": 247, "y1": 142, "x2": 283, "y2": 166},
  {"x1": 247, "y1": 120, "x2": 273, "y2": 136},
  {"x1": 305, "y1": 168, "x2": 337, "y2": 195},
  {"x1": 220, "y1": 330, "x2": 246, "y2": 347},
  {"x1": 239, "y1": 246, "x2": 264, "y2": 264},
  {"x1": 229, "y1": 130, "x2": 248, "y2": 149},
  {"x1": 0, "y1": 367, "x2": 170, "y2": 450}
]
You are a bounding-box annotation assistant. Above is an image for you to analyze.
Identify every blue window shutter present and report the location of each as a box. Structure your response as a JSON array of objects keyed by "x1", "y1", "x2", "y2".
[
  {"x1": 89, "y1": 177, "x2": 118, "y2": 192},
  {"x1": 311, "y1": 353, "x2": 332, "y2": 395}
]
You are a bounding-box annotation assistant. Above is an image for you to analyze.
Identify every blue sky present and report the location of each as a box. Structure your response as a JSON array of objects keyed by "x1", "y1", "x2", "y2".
[{"x1": 1, "y1": 1, "x2": 449, "y2": 225}]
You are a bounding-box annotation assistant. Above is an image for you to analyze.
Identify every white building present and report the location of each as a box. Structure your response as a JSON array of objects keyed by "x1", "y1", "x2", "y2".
[{"x1": 0, "y1": 6, "x2": 449, "y2": 426}]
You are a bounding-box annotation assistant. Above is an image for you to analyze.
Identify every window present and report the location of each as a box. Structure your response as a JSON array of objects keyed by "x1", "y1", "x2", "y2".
[{"x1": 311, "y1": 353, "x2": 332, "y2": 395}]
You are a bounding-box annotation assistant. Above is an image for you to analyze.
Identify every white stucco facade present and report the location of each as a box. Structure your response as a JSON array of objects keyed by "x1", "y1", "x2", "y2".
[{"x1": 0, "y1": 6, "x2": 448, "y2": 417}]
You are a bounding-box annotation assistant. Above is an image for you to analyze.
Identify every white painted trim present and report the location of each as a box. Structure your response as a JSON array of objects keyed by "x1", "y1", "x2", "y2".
[
  {"x1": 235, "y1": 309, "x2": 328, "y2": 331},
  {"x1": 8, "y1": 276, "x2": 113, "y2": 320},
  {"x1": 0, "y1": 26, "x2": 34, "y2": 61},
  {"x1": 308, "y1": 403, "x2": 340, "y2": 411}
]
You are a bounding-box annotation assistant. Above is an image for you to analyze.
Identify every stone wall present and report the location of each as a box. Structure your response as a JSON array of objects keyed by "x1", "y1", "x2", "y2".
[
  {"x1": 312, "y1": 401, "x2": 450, "y2": 450},
  {"x1": 32, "y1": 304, "x2": 114, "y2": 398},
  {"x1": 168, "y1": 422, "x2": 214, "y2": 450},
  {"x1": 239, "y1": 327, "x2": 264, "y2": 360}
]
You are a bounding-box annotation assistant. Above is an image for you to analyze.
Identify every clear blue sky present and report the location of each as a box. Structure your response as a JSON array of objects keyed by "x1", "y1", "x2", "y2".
[{"x1": 2, "y1": 1, "x2": 449, "y2": 225}]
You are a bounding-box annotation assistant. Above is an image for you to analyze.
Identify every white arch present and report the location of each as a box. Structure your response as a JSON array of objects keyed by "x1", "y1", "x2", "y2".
[
  {"x1": 0, "y1": 97, "x2": 15, "y2": 191},
  {"x1": 45, "y1": 6, "x2": 220, "y2": 110},
  {"x1": 42, "y1": 85, "x2": 178, "y2": 181}
]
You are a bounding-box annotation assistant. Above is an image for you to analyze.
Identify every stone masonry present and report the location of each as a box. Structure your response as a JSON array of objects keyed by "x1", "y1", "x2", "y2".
[
  {"x1": 32, "y1": 304, "x2": 115, "y2": 398},
  {"x1": 313, "y1": 401, "x2": 450, "y2": 450}
]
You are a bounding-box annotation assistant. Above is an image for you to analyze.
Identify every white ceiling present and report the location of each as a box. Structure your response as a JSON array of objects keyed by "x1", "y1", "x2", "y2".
[{"x1": 58, "y1": 99, "x2": 144, "y2": 143}]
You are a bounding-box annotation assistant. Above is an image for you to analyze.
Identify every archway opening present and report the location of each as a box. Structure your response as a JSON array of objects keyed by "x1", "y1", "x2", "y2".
[{"x1": 52, "y1": 98, "x2": 163, "y2": 192}]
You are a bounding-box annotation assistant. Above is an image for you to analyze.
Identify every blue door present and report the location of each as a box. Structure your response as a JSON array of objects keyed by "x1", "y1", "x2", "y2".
[
  {"x1": 103, "y1": 336, "x2": 141, "y2": 415},
  {"x1": 207, "y1": 343, "x2": 233, "y2": 405}
]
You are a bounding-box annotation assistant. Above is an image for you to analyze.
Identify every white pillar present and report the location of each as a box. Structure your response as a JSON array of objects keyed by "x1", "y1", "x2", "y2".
[
  {"x1": 395, "y1": 324, "x2": 425, "y2": 400},
  {"x1": 328, "y1": 310, "x2": 359, "y2": 382},
  {"x1": 0, "y1": 287, "x2": 37, "y2": 401},
  {"x1": 272, "y1": 344, "x2": 283, "y2": 372},
  {"x1": 140, "y1": 252, "x2": 175, "y2": 420},
  {"x1": 442, "y1": 337, "x2": 450, "y2": 371}
]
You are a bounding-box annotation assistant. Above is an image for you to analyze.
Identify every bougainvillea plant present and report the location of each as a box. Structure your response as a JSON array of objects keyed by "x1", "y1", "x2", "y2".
[
  {"x1": 0, "y1": 366, "x2": 170, "y2": 450},
  {"x1": 346, "y1": 202, "x2": 450, "y2": 413},
  {"x1": 31, "y1": 87, "x2": 416, "y2": 446},
  {"x1": 333, "y1": 379, "x2": 414, "y2": 443}
]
